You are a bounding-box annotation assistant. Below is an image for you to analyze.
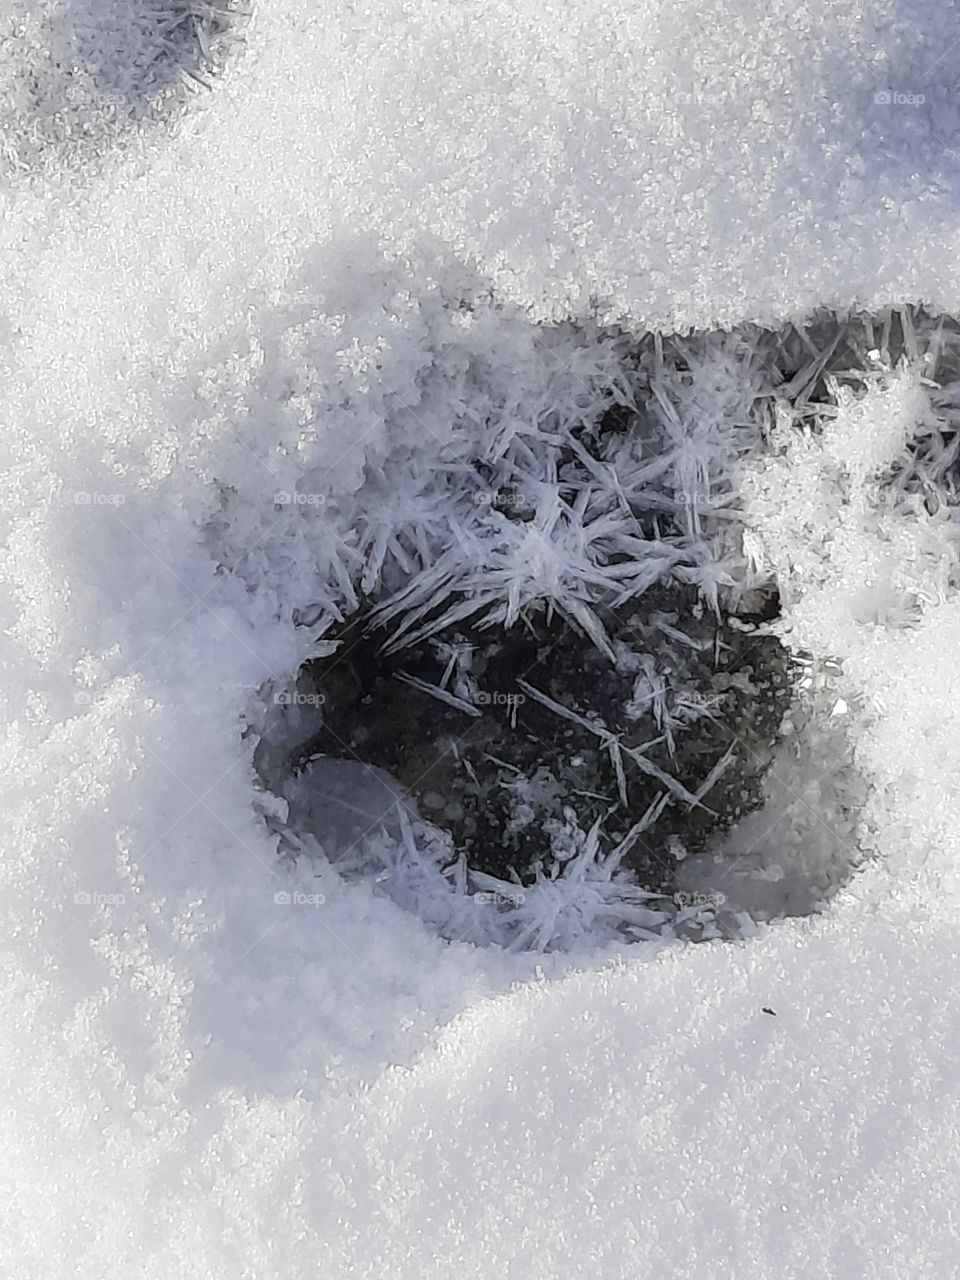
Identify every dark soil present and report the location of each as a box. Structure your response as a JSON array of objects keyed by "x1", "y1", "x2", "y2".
[{"x1": 289, "y1": 586, "x2": 796, "y2": 892}]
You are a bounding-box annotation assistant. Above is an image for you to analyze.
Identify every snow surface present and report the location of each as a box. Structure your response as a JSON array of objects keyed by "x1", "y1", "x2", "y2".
[{"x1": 5, "y1": 2, "x2": 960, "y2": 1277}]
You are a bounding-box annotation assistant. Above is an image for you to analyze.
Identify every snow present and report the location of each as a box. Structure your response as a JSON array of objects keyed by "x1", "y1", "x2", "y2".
[{"x1": 5, "y1": 1, "x2": 960, "y2": 1277}]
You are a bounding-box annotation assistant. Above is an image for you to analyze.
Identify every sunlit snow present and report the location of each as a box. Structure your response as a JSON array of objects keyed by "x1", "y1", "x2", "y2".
[{"x1": 4, "y1": 2, "x2": 960, "y2": 1277}]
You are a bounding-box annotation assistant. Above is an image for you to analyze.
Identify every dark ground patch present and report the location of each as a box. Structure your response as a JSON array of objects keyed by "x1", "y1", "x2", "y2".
[{"x1": 289, "y1": 587, "x2": 795, "y2": 892}]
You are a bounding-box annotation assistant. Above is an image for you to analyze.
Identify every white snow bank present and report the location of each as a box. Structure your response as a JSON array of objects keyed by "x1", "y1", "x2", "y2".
[
  {"x1": 4, "y1": 2, "x2": 960, "y2": 1277},
  {"x1": 8, "y1": 0, "x2": 960, "y2": 335}
]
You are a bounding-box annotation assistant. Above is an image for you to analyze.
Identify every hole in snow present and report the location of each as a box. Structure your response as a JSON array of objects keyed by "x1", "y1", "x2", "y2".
[
  {"x1": 255, "y1": 586, "x2": 860, "y2": 952},
  {"x1": 2, "y1": 0, "x2": 249, "y2": 170},
  {"x1": 279, "y1": 589, "x2": 795, "y2": 895},
  {"x1": 237, "y1": 310, "x2": 893, "y2": 951},
  {"x1": 64, "y1": 0, "x2": 246, "y2": 101}
]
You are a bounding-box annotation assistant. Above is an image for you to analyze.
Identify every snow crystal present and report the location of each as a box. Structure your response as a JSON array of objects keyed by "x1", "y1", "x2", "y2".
[{"x1": 6, "y1": 2, "x2": 960, "y2": 1277}]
